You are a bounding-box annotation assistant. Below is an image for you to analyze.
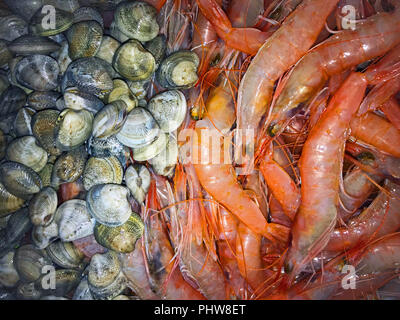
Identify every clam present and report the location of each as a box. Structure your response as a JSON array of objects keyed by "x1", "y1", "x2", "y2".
[
  {"x1": 6, "y1": 136, "x2": 48, "y2": 172},
  {"x1": 0, "y1": 129, "x2": 5, "y2": 161},
  {"x1": 15, "y1": 54, "x2": 60, "y2": 91},
  {"x1": 0, "y1": 71, "x2": 9, "y2": 96},
  {"x1": 147, "y1": 90, "x2": 187, "y2": 132},
  {"x1": 55, "y1": 199, "x2": 95, "y2": 242},
  {"x1": 96, "y1": 36, "x2": 120, "y2": 65},
  {"x1": 0, "y1": 250, "x2": 19, "y2": 288},
  {"x1": 54, "y1": 109, "x2": 93, "y2": 151},
  {"x1": 114, "y1": 1, "x2": 159, "y2": 42},
  {"x1": 5, "y1": 207, "x2": 32, "y2": 246},
  {"x1": 31, "y1": 220, "x2": 59, "y2": 249},
  {"x1": 51, "y1": 145, "x2": 88, "y2": 187},
  {"x1": 132, "y1": 132, "x2": 167, "y2": 162},
  {"x1": 14, "y1": 107, "x2": 36, "y2": 137},
  {"x1": 66, "y1": 20, "x2": 103, "y2": 60},
  {"x1": 83, "y1": 156, "x2": 123, "y2": 191},
  {"x1": 28, "y1": 91, "x2": 60, "y2": 111},
  {"x1": 88, "y1": 135, "x2": 130, "y2": 167},
  {"x1": 8, "y1": 35, "x2": 60, "y2": 55},
  {"x1": 145, "y1": 35, "x2": 166, "y2": 69},
  {"x1": 46, "y1": 0, "x2": 80, "y2": 13},
  {"x1": 3, "y1": 0, "x2": 44, "y2": 22},
  {"x1": 109, "y1": 20, "x2": 129, "y2": 43},
  {"x1": 14, "y1": 244, "x2": 52, "y2": 283},
  {"x1": 62, "y1": 57, "x2": 114, "y2": 99},
  {"x1": 46, "y1": 240, "x2": 85, "y2": 269},
  {"x1": 73, "y1": 276, "x2": 94, "y2": 300},
  {"x1": 157, "y1": 50, "x2": 199, "y2": 89},
  {"x1": 149, "y1": 133, "x2": 178, "y2": 177},
  {"x1": 73, "y1": 6, "x2": 104, "y2": 27},
  {"x1": 0, "y1": 86, "x2": 27, "y2": 117},
  {"x1": 32, "y1": 109, "x2": 62, "y2": 156},
  {"x1": 0, "y1": 14, "x2": 28, "y2": 41},
  {"x1": 35, "y1": 268, "x2": 81, "y2": 297},
  {"x1": 86, "y1": 184, "x2": 132, "y2": 227},
  {"x1": 128, "y1": 79, "x2": 149, "y2": 100},
  {"x1": 29, "y1": 187, "x2": 57, "y2": 227},
  {"x1": 116, "y1": 107, "x2": 160, "y2": 148},
  {"x1": 108, "y1": 79, "x2": 138, "y2": 112},
  {"x1": 0, "y1": 161, "x2": 42, "y2": 200},
  {"x1": 0, "y1": 40, "x2": 12, "y2": 66},
  {"x1": 16, "y1": 282, "x2": 42, "y2": 300},
  {"x1": 79, "y1": 0, "x2": 124, "y2": 11},
  {"x1": 0, "y1": 113, "x2": 16, "y2": 136},
  {"x1": 57, "y1": 40, "x2": 72, "y2": 74},
  {"x1": 92, "y1": 100, "x2": 128, "y2": 139},
  {"x1": 39, "y1": 163, "x2": 54, "y2": 188},
  {"x1": 125, "y1": 165, "x2": 150, "y2": 204},
  {"x1": 113, "y1": 39, "x2": 155, "y2": 82},
  {"x1": 94, "y1": 212, "x2": 144, "y2": 253},
  {"x1": 63, "y1": 87, "x2": 104, "y2": 114},
  {"x1": 29, "y1": 6, "x2": 74, "y2": 36},
  {"x1": 88, "y1": 251, "x2": 127, "y2": 300}
]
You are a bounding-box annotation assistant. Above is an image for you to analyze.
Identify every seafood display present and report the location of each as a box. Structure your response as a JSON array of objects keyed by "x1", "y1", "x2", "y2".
[{"x1": 1, "y1": 0, "x2": 400, "y2": 301}]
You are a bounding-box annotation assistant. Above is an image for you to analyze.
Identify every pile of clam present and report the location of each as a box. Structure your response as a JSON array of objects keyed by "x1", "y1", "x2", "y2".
[{"x1": 0, "y1": 0, "x2": 198, "y2": 300}]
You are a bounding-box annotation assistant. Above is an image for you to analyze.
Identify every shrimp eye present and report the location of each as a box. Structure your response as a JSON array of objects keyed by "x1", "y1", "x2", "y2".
[{"x1": 268, "y1": 123, "x2": 279, "y2": 137}]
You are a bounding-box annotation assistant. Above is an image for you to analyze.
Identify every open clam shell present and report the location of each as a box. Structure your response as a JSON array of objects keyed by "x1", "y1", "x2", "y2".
[{"x1": 125, "y1": 164, "x2": 150, "y2": 204}]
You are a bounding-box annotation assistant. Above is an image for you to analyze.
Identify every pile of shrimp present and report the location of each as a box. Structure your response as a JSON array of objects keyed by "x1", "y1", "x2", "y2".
[{"x1": 122, "y1": 0, "x2": 400, "y2": 300}]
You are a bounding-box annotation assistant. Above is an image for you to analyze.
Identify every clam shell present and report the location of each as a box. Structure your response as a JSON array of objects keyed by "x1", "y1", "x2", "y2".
[
  {"x1": 86, "y1": 184, "x2": 132, "y2": 227},
  {"x1": 14, "y1": 107, "x2": 35, "y2": 137},
  {"x1": 79, "y1": 0, "x2": 124, "y2": 11},
  {"x1": 5, "y1": 207, "x2": 32, "y2": 246},
  {"x1": 28, "y1": 91, "x2": 61, "y2": 111},
  {"x1": 29, "y1": 6, "x2": 74, "y2": 36},
  {"x1": 63, "y1": 87, "x2": 104, "y2": 113},
  {"x1": 31, "y1": 109, "x2": 62, "y2": 156},
  {"x1": 0, "y1": 129, "x2": 5, "y2": 161},
  {"x1": 116, "y1": 107, "x2": 160, "y2": 148},
  {"x1": 92, "y1": 100, "x2": 128, "y2": 139},
  {"x1": 0, "y1": 40, "x2": 12, "y2": 66},
  {"x1": 96, "y1": 35, "x2": 120, "y2": 65},
  {"x1": 57, "y1": 40, "x2": 72, "y2": 74},
  {"x1": 0, "y1": 251, "x2": 19, "y2": 288},
  {"x1": 73, "y1": 6, "x2": 104, "y2": 27},
  {"x1": 108, "y1": 79, "x2": 138, "y2": 112},
  {"x1": 132, "y1": 132, "x2": 167, "y2": 162},
  {"x1": 8, "y1": 35, "x2": 60, "y2": 55},
  {"x1": 35, "y1": 268, "x2": 81, "y2": 297},
  {"x1": 114, "y1": 1, "x2": 159, "y2": 42},
  {"x1": 108, "y1": 20, "x2": 129, "y2": 43},
  {"x1": 149, "y1": 133, "x2": 178, "y2": 177},
  {"x1": 0, "y1": 15, "x2": 28, "y2": 41},
  {"x1": 125, "y1": 165, "x2": 150, "y2": 204},
  {"x1": 45, "y1": 0, "x2": 80, "y2": 13},
  {"x1": 0, "y1": 161, "x2": 42, "y2": 200},
  {"x1": 147, "y1": 90, "x2": 187, "y2": 132},
  {"x1": 46, "y1": 240, "x2": 85, "y2": 269},
  {"x1": 16, "y1": 282, "x2": 42, "y2": 300},
  {"x1": 55, "y1": 199, "x2": 95, "y2": 242},
  {"x1": 144, "y1": 34, "x2": 166, "y2": 69},
  {"x1": 113, "y1": 39, "x2": 155, "y2": 82},
  {"x1": 39, "y1": 163, "x2": 54, "y2": 188},
  {"x1": 83, "y1": 156, "x2": 123, "y2": 191},
  {"x1": 94, "y1": 212, "x2": 144, "y2": 253},
  {"x1": 15, "y1": 55, "x2": 60, "y2": 91},
  {"x1": 4, "y1": 0, "x2": 44, "y2": 22},
  {"x1": 55, "y1": 109, "x2": 93, "y2": 151},
  {"x1": 88, "y1": 251, "x2": 127, "y2": 300},
  {"x1": 157, "y1": 50, "x2": 199, "y2": 89},
  {"x1": 31, "y1": 220, "x2": 59, "y2": 249},
  {"x1": 6, "y1": 136, "x2": 47, "y2": 172},
  {"x1": 29, "y1": 187, "x2": 57, "y2": 227},
  {"x1": 0, "y1": 86, "x2": 27, "y2": 117},
  {"x1": 66, "y1": 20, "x2": 103, "y2": 60},
  {"x1": 73, "y1": 276, "x2": 94, "y2": 300},
  {"x1": 88, "y1": 135, "x2": 129, "y2": 167}
]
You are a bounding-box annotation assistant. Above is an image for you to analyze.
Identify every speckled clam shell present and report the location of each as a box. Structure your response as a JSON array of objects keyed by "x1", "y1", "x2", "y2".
[
  {"x1": 54, "y1": 109, "x2": 93, "y2": 151},
  {"x1": 0, "y1": 250, "x2": 20, "y2": 288},
  {"x1": 8, "y1": 35, "x2": 60, "y2": 55},
  {"x1": 73, "y1": 6, "x2": 104, "y2": 27},
  {"x1": 87, "y1": 250, "x2": 127, "y2": 300},
  {"x1": 32, "y1": 219, "x2": 59, "y2": 249},
  {"x1": 0, "y1": 161, "x2": 42, "y2": 200},
  {"x1": 29, "y1": 7, "x2": 74, "y2": 36},
  {"x1": 113, "y1": 39, "x2": 155, "y2": 82},
  {"x1": 55, "y1": 199, "x2": 95, "y2": 242},
  {"x1": 28, "y1": 91, "x2": 61, "y2": 111},
  {"x1": 38, "y1": 163, "x2": 54, "y2": 188},
  {"x1": 0, "y1": 181, "x2": 24, "y2": 218},
  {"x1": 14, "y1": 107, "x2": 35, "y2": 137},
  {"x1": 0, "y1": 86, "x2": 27, "y2": 117},
  {"x1": 29, "y1": 187, "x2": 57, "y2": 227},
  {"x1": 92, "y1": 100, "x2": 128, "y2": 139},
  {"x1": 149, "y1": 133, "x2": 178, "y2": 177},
  {"x1": 15, "y1": 55, "x2": 60, "y2": 91},
  {"x1": 63, "y1": 87, "x2": 104, "y2": 113},
  {"x1": 125, "y1": 164, "x2": 150, "y2": 204},
  {"x1": 94, "y1": 212, "x2": 144, "y2": 253},
  {"x1": 147, "y1": 90, "x2": 187, "y2": 133},
  {"x1": 88, "y1": 135, "x2": 129, "y2": 167},
  {"x1": 66, "y1": 20, "x2": 103, "y2": 60},
  {"x1": 96, "y1": 36, "x2": 120, "y2": 65},
  {"x1": 86, "y1": 184, "x2": 132, "y2": 227},
  {"x1": 114, "y1": 1, "x2": 159, "y2": 42},
  {"x1": 116, "y1": 107, "x2": 160, "y2": 148},
  {"x1": 0, "y1": 14, "x2": 28, "y2": 41},
  {"x1": 34, "y1": 268, "x2": 81, "y2": 297},
  {"x1": 108, "y1": 79, "x2": 138, "y2": 112},
  {"x1": 6, "y1": 136, "x2": 48, "y2": 172},
  {"x1": 83, "y1": 156, "x2": 123, "y2": 191},
  {"x1": 31, "y1": 109, "x2": 62, "y2": 156},
  {"x1": 46, "y1": 240, "x2": 85, "y2": 269},
  {"x1": 132, "y1": 132, "x2": 167, "y2": 162}
]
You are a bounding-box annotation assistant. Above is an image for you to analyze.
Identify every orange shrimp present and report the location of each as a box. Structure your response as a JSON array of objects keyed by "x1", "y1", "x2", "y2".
[
  {"x1": 271, "y1": 5, "x2": 400, "y2": 131},
  {"x1": 380, "y1": 96, "x2": 400, "y2": 131},
  {"x1": 236, "y1": 0, "x2": 339, "y2": 150},
  {"x1": 350, "y1": 111, "x2": 400, "y2": 158},
  {"x1": 284, "y1": 72, "x2": 368, "y2": 280},
  {"x1": 227, "y1": 0, "x2": 264, "y2": 28}
]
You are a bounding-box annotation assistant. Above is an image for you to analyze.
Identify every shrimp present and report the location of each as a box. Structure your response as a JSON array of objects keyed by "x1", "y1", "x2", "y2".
[
  {"x1": 284, "y1": 72, "x2": 368, "y2": 280},
  {"x1": 325, "y1": 180, "x2": 400, "y2": 252},
  {"x1": 143, "y1": 0, "x2": 167, "y2": 11},
  {"x1": 271, "y1": 5, "x2": 400, "y2": 131},
  {"x1": 350, "y1": 111, "x2": 400, "y2": 158},
  {"x1": 380, "y1": 96, "x2": 400, "y2": 131},
  {"x1": 236, "y1": 0, "x2": 339, "y2": 145},
  {"x1": 227, "y1": 0, "x2": 264, "y2": 28}
]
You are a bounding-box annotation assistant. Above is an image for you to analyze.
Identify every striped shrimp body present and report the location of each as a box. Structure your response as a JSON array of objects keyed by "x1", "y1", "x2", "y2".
[
  {"x1": 284, "y1": 72, "x2": 368, "y2": 280},
  {"x1": 271, "y1": 5, "x2": 400, "y2": 131}
]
